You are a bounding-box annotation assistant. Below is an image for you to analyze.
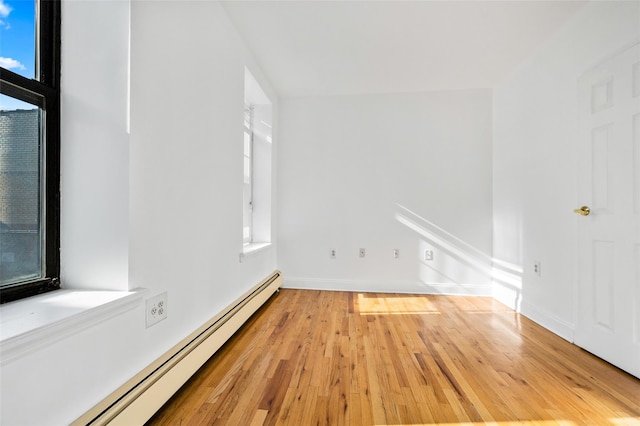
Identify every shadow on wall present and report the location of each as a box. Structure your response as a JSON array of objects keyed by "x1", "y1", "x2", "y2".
[{"x1": 394, "y1": 204, "x2": 522, "y2": 303}]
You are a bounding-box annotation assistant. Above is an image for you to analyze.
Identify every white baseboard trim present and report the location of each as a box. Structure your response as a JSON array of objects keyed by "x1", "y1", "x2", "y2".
[
  {"x1": 283, "y1": 277, "x2": 492, "y2": 297},
  {"x1": 491, "y1": 280, "x2": 575, "y2": 342},
  {"x1": 519, "y1": 299, "x2": 575, "y2": 343},
  {"x1": 492, "y1": 281, "x2": 521, "y2": 311},
  {"x1": 72, "y1": 271, "x2": 282, "y2": 426}
]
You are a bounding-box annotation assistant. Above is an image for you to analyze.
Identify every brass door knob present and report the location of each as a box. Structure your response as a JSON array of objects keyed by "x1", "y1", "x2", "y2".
[{"x1": 573, "y1": 206, "x2": 590, "y2": 216}]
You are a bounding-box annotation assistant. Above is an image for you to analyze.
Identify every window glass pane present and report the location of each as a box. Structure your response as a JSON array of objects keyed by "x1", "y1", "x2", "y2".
[
  {"x1": 244, "y1": 105, "x2": 251, "y2": 129},
  {"x1": 243, "y1": 183, "x2": 251, "y2": 243},
  {"x1": 0, "y1": 0, "x2": 37, "y2": 79},
  {"x1": 243, "y1": 131, "x2": 251, "y2": 184},
  {"x1": 244, "y1": 156, "x2": 251, "y2": 183},
  {"x1": 0, "y1": 94, "x2": 42, "y2": 285},
  {"x1": 244, "y1": 131, "x2": 251, "y2": 156}
]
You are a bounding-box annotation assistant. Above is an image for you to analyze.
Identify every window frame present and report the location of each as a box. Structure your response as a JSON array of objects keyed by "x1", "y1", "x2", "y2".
[{"x1": 0, "y1": 0, "x2": 61, "y2": 303}]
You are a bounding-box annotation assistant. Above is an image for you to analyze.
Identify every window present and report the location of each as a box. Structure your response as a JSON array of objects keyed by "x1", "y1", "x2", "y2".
[
  {"x1": 0, "y1": 0, "x2": 60, "y2": 303},
  {"x1": 243, "y1": 104, "x2": 253, "y2": 243},
  {"x1": 243, "y1": 68, "x2": 272, "y2": 249}
]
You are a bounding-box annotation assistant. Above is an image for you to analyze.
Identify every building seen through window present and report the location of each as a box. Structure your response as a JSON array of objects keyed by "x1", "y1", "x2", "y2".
[{"x1": 0, "y1": 96, "x2": 42, "y2": 285}]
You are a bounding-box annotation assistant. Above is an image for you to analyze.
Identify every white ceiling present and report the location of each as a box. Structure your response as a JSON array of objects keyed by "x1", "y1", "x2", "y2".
[{"x1": 222, "y1": 0, "x2": 589, "y2": 98}]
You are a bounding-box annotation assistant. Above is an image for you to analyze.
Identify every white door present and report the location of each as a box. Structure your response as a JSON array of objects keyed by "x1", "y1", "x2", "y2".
[{"x1": 575, "y1": 42, "x2": 640, "y2": 379}]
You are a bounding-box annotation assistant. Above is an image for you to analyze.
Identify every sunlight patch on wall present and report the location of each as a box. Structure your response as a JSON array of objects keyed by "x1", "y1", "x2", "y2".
[
  {"x1": 395, "y1": 204, "x2": 493, "y2": 295},
  {"x1": 395, "y1": 204, "x2": 523, "y2": 303},
  {"x1": 492, "y1": 257, "x2": 524, "y2": 311}
]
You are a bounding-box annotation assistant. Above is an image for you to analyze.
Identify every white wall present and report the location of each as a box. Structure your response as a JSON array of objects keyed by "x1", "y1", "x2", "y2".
[
  {"x1": 129, "y1": 0, "x2": 278, "y2": 334},
  {"x1": 0, "y1": 1, "x2": 278, "y2": 424},
  {"x1": 493, "y1": 1, "x2": 640, "y2": 339},
  {"x1": 60, "y1": 0, "x2": 130, "y2": 290},
  {"x1": 278, "y1": 90, "x2": 493, "y2": 295}
]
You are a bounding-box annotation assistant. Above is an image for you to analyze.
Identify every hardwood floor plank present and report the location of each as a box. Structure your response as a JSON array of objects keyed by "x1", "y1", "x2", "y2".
[
  {"x1": 249, "y1": 409, "x2": 268, "y2": 426},
  {"x1": 270, "y1": 386, "x2": 296, "y2": 425},
  {"x1": 298, "y1": 385, "x2": 319, "y2": 426},
  {"x1": 147, "y1": 290, "x2": 640, "y2": 425}
]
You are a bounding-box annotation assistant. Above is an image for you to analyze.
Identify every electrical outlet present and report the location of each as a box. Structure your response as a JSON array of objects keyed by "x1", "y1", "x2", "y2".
[
  {"x1": 424, "y1": 249, "x2": 434, "y2": 261},
  {"x1": 330, "y1": 249, "x2": 336, "y2": 259},
  {"x1": 146, "y1": 292, "x2": 168, "y2": 328},
  {"x1": 393, "y1": 249, "x2": 399, "y2": 259},
  {"x1": 359, "y1": 248, "x2": 366, "y2": 258},
  {"x1": 534, "y1": 261, "x2": 541, "y2": 277}
]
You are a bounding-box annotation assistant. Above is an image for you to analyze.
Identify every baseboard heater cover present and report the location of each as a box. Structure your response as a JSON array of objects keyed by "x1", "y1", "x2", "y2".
[{"x1": 73, "y1": 270, "x2": 282, "y2": 426}]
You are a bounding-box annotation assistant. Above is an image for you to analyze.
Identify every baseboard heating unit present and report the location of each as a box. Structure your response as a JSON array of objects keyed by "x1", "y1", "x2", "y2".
[{"x1": 73, "y1": 270, "x2": 282, "y2": 426}]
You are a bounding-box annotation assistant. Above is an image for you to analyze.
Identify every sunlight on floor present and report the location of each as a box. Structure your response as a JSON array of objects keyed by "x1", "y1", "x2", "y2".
[
  {"x1": 377, "y1": 419, "x2": 640, "y2": 426},
  {"x1": 609, "y1": 418, "x2": 640, "y2": 425},
  {"x1": 378, "y1": 420, "x2": 578, "y2": 426},
  {"x1": 355, "y1": 293, "x2": 442, "y2": 315},
  {"x1": 378, "y1": 422, "x2": 575, "y2": 426},
  {"x1": 354, "y1": 293, "x2": 502, "y2": 316}
]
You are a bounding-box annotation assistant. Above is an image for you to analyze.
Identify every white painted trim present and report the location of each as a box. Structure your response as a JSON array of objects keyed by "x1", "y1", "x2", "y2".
[
  {"x1": 283, "y1": 277, "x2": 491, "y2": 296},
  {"x1": 492, "y1": 281, "x2": 522, "y2": 312},
  {"x1": 239, "y1": 242, "x2": 272, "y2": 263},
  {"x1": 520, "y1": 299, "x2": 575, "y2": 343},
  {"x1": 0, "y1": 288, "x2": 146, "y2": 365}
]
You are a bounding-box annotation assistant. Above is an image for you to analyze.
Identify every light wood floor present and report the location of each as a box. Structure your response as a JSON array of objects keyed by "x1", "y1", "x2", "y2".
[{"x1": 147, "y1": 289, "x2": 640, "y2": 425}]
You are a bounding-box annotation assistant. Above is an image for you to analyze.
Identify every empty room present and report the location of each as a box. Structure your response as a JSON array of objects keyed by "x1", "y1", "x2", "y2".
[{"x1": 0, "y1": 0, "x2": 639, "y2": 425}]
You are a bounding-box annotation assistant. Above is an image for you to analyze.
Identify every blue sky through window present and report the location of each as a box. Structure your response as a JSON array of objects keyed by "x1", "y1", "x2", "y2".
[
  {"x1": 0, "y1": 0, "x2": 35, "y2": 77},
  {"x1": 0, "y1": 0, "x2": 36, "y2": 110}
]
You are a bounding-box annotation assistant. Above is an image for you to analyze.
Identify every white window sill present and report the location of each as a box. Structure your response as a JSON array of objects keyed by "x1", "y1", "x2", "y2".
[
  {"x1": 0, "y1": 288, "x2": 146, "y2": 365},
  {"x1": 239, "y1": 242, "x2": 272, "y2": 262}
]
